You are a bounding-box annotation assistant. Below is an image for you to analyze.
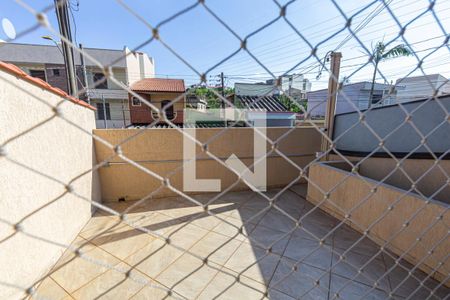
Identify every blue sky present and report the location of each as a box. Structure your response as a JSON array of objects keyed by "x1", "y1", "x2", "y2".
[{"x1": 1, "y1": 0, "x2": 449, "y2": 89}]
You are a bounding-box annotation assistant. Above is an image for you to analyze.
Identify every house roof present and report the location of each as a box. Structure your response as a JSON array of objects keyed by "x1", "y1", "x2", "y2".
[
  {"x1": 0, "y1": 43, "x2": 129, "y2": 68},
  {"x1": 236, "y1": 95, "x2": 289, "y2": 112},
  {"x1": 131, "y1": 78, "x2": 185, "y2": 93},
  {"x1": 0, "y1": 60, "x2": 95, "y2": 110}
]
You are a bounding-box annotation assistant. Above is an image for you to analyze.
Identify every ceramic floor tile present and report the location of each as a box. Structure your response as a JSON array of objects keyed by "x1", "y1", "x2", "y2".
[
  {"x1": 249, "y1": 225, "x2": 291, "y2": 255},
  {"x1": 283, "y1": 235, "x2": 333, "y2": 270},
  {"x1": 79, "y1": 214, "x2": 124, "y2": 241},
  {"x1": 197, "y1": 267, "x2": 268, "y2": 300},
  {"x1": 88, "y1": 223, "x2": 156, "y2": 261},
  {"x1": 289, "y1": 184, "x2": 308, "y2": 198},
  {"x1": 50, "y1": 240, "x2": 121, "y2": 293},
  {"x1": 224, "y1": 243, "x2": 280, "y2": 284},
  {"x1": 332, "y1": 225, "x2": 380, "y2": 257},
  {"x1": 166, "y1": 223, "x2": 209, "y2": 249},
  {"x1": 257, "y1": 210, "x2": 297, "y2": 233},
  {"x1": 329, "y1": 274, "x2": 390, "y2": 300},
  {"x1": 130, "y1": 285, "x2": 183, "y2": 300},
  {"x1": 212, "y1": 215, "x2": 256, "y2": 241},
  {"x1": 70, "y1": 262, "x2": 152, "y2": 300},
  {"x1": 156, "y1": 254, "x2": 220, "y2": 299},
  {"x1": 330, "y1": 251, "x2": 390, "y2": 291},
  {"x1": 125, "y1": 239, "x2": 184, "y2": 279},
  {"x1": 32, "y1": 277, "x2": 70, "y2": 300},
  {"x1": 189, "y1": 231, "x2": 242, "y2": 265},
  {"x1": 133, "y1": 212, "x2": 186, "y2": 237},
  {"x1": 383, "y1": 260, "x2": 449, "y2": 300},
  {"x1": 270, "y1": 258, "x2": 330, "y2": 300},
  {"x1": 185, "y1": 211, "x2": 224, "y2": 231}
]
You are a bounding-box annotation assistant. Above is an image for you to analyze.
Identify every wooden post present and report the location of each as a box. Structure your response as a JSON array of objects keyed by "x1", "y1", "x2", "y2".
[{"x1": 321, "y1": 52, "x2": 342, "y2": 160}]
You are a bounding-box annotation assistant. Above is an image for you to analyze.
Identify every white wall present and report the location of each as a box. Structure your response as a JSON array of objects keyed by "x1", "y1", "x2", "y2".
[
  {"x1": 0, "y1": 69, "x2": 101, "y2": 299},
  {"x1": 125, "y1": 47, "x2": 155, "y2": 86},
  {"x1": 396, "y1": 74, "x2": 450, "y2": 102}
]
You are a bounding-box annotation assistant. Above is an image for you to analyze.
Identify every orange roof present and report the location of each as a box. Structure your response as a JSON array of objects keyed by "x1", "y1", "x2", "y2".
[
  {"x1": 131, "y1": 78, "x2": 185, "y2": 93},
  {"x1": 0, "y1": 61, "x2": 95, "y2": 110}
]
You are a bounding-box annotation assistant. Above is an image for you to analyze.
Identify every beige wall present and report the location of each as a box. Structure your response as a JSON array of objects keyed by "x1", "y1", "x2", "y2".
[
  {"x1": 330, "y1": 154, "x2": 450, "y2": 204},
  {"x1": 0, "y1": 70, "x2": 101, "y2": 298},
  {"x1": 307, "y1": 162, "x2": 449, "y2": 285},
  {"x1": 93, "y1": 127, "x2": 321, "y2": 202}
]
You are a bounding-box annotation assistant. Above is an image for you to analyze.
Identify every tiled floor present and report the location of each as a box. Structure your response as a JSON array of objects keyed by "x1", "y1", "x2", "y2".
[{"x1": 34, "y1": 185, "x2": 449, "y2": 299}]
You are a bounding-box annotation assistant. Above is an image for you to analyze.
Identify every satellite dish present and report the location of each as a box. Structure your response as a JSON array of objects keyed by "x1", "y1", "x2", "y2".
[{"x1": 2, "y1": 18, "x2": 16, "y2": 40}]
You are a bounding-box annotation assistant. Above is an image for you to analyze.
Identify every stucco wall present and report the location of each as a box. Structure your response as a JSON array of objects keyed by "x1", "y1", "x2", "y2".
[
  {"x1": 307, "y1": 162, "x2": 449, "y2": 285},
  {"x1": 329, "y1": 154, "x2": 450, "y2": 204},
  {"x1": 93, "y1": 127, "x2": 321, "y2": 202},
  {"x1": 0, "y1": 69, "x2": 101, "y2": 298}
]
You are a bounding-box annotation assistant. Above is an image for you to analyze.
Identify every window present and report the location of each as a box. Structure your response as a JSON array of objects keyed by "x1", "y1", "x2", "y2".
[
  {"x1": 52, "y1": 69, "x2": 60, "y2": 76},
  {"x1": 96, "y1": 103, "x2": 111, "y2": 120},
  {"x1": 29, "y1": 69, "x2": 46, "y2": 81},
  {"x1": 371, "y1": 93, "x2": 383, "y2": 105},
  {"x1": 131, "y1": 97, "x2": 141, "y2": 106},
  {"x1": 93, "y1": 73, "x2": 108, "y2": 89},
  {"x1": 161, "y1": 100, "x2": 174, "y2": 120}
]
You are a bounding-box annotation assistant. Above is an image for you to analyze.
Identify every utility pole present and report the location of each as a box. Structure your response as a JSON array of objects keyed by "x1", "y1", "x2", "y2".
[
  {"x1": 54, "y1": 0, "x2": 77, "y2": 96},
  {"x1": 321, "y1": 52, "x2": 342, "y2": 161},
  {"x1": 79, "y1": 43, "x2": 90, "y2": 104},
  {"x1": 102, "y1": 94, "x2": 107, "y2": 129},
  {"x1": 220, "y1": 72, "x2": 225, "y2": 108}
]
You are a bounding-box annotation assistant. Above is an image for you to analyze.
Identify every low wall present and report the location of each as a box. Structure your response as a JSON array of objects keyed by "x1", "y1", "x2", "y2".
[
  {"x1": 307, "y1": 162, "x2": 449, "y2": 285},
  {"x1": 330, "y1": 154, "x2": 450, "y2": 204},
  {"x1": 93, "y1": 127, "x2": 322, "y2": 202},
  {"x1": 0, "y1": 66, "x2": 101, "y2": 298}
]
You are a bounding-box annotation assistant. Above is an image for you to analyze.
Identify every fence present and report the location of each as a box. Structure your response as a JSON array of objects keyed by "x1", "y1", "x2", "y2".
[{"x1": 1, "y1": 0, "x2": 449, "y2": 299}]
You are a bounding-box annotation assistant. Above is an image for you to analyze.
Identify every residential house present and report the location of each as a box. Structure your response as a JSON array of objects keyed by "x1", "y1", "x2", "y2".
[
  {"x1": 306, "y1": 81, "x2": 399, "y2": 117},
  {"x1": 233, "y1": 95, "x2": 296, "y2": 127},
  {"x1": 0, "y1": 42, "x2": 155, "y2": 128},
  {"x1": 129, "y1": 78, "x2": 185, "y2": 125},
  {"x1": 395, "y1": 74, "x2": 450, "y2": 103},
  {"x1": 267, "y1": 74, "x2": 312, "y2": 102}
]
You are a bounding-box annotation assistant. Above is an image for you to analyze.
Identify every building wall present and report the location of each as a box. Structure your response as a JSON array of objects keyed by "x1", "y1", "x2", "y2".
[
  {"x1": 92, "y1": 98, "x2": 131, "y2": 129},
  {"x1": 129, "y1": 92, "x2": 185, "y2": 124},
  {"x1": 307, "y1": 82, "x2": 393, "y2": 117},
  {"x1": 0, "y1": 69, "x2": 101, "y2": 299},
  {"x1": 396, "y1": 74, "x2": 450, "y2": 102},
  {"x1": 125, "y1": 47, "x2": 155, "y2": 86},
  {"x1": 93, "y1": 127, "x2": 321, "y2": 202},
  {"x1": 307, "y1": 162, "x2": 449, "y2": 285}
]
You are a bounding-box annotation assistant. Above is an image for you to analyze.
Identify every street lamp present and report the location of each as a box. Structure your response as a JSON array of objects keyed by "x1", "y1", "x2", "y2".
[{"x1": 41, "y1": 35, "x2": 64, "y2": 56}]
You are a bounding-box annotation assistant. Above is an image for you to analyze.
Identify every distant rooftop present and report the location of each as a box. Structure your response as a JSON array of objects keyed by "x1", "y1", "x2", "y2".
[
  {"x1": 0, "y1": 42, "x2": 150, "y2": 68},
  {"x1": 236, "y1": 95, "x2": 289, "y2": 112},
  {"x1": 131, "y1": 78, "x2": 185, "y2": 93}
]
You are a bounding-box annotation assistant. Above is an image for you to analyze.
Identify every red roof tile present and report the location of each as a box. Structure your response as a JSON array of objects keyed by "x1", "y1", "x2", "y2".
[
  {"x1": 131, "y1": 78, "x2": 185, "y2": 93},
  {"x1": 0, "y1": 61, "x2": 96, "y2": 111}
]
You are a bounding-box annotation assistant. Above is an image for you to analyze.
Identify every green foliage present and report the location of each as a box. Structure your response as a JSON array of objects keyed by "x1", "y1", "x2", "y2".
[
  {"x1": 279, "y1": 94, "x2": 306, "y2": 113},
  {"x1": 190, "y1": 86, "x2": 234, "y2": 108},
  {"x1": 373, "y1": 41, "x2": 412, "y2": 63}
]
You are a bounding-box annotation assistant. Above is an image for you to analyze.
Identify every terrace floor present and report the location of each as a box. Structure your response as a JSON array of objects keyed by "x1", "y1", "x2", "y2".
[{"x1": 33, "y1": 185, "x2": 448, "y2": 300}]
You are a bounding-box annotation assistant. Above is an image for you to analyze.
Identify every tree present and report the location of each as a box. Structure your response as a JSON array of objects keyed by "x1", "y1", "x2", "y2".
[
  {"x1": 189, "y1": 86, "x2": 234, "y2": 109},
  {"x1": 368, "y1": 42, "x2": 412, "y2": 107}
]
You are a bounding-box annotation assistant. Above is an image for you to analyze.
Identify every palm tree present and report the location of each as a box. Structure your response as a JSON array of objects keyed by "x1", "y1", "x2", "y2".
[{"x1": 368, "y1": 41, "x2": 412, "y2": 107}]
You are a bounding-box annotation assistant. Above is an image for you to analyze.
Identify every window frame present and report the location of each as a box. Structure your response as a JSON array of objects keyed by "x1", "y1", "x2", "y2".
[
  {"x1": 93, "y1": 72, "x2": 108, "y2": 89},
  {"x1": 96, "y1": 102, "x2": 111, "y2": 120},
  {"x1": 131, "y1": 96, "x2": 142, "y2": 107}
]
